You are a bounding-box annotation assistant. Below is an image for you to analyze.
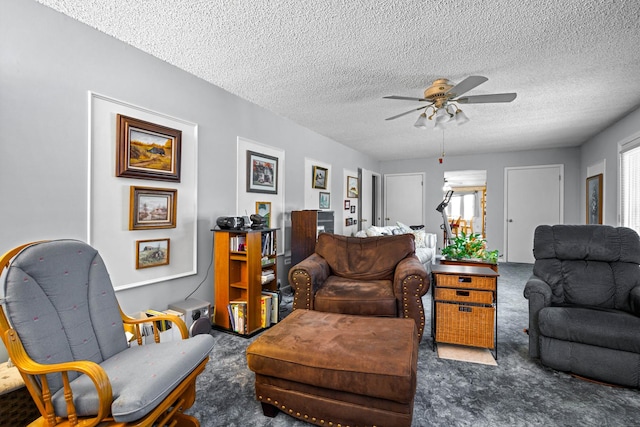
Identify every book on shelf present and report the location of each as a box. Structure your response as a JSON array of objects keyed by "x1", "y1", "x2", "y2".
[
  {"x1": 230, "y1": 235, "x2": 246, "y2": 252},
  {"x1": 261, "y1": 231, "x2": 276, "y2": 256},
  {"x1": 261, "y1": 290, "x2": 280, "y2": 325},
  {"x1": 229, "y1": 300, "x2": 247, "y2": 334},
  {"x1": 145, "y1": 309, "x2": 172, "y2": 332},
  {"x1": 260, "y1": 294, "x2": 272, "y2": 328}
]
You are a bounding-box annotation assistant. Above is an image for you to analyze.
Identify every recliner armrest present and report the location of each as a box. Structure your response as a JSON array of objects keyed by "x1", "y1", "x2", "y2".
[
  {"x1": 288, "y1": 253, "x2": 330, "y2": 311},
  {"x1": 523, "y1": 275, "x2": 553, "y2": 358},
  {"x1": 630, "y1": 286, "x2": 640, "y2": 316}
]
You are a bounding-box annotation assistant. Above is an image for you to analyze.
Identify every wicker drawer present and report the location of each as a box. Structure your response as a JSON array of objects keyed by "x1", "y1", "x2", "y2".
[
  {"x1": 434, "y1": 288, "x2": 493, "y2": 305},
  {"x1": 435, "y1": 302, "x2": 495, "y2": 349},
  {"x1": 434, "y1": 273, "x2": 496, "y2": 291}
]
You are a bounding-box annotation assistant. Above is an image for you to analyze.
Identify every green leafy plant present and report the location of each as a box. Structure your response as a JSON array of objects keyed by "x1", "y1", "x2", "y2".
[{"x1": 441, "y1": 231, "x2": 499, "y2": 263}]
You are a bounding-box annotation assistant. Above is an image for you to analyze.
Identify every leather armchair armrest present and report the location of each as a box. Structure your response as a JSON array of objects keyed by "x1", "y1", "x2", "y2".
[
  {"x1": 630, "y1": 286, "x2": 640, "y2": 316},
  {"x1": 393, "y1": 255, "x2": 430, "y2": 340},
  {"x1": 288, "y1": 253, "x2": 330, "y2": 311},
  {"x1": 523, "y1": 275, "x2": 553, "y2": 358}
]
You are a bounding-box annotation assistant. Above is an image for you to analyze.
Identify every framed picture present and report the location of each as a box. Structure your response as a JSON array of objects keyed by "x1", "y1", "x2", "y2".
[
  {"x1": 129, "y1": 186, "x2": 177, "y2": 230},
  {"x1": 255, "y1": 201, "x2": 271, "y2": 228},
  {"x1": 136, "y1": 238, "x2": 170, "y2": 269},
  {"x1": 350, "y1": 205, "x2": 356, "y2": 214},
  {"x1": 312, "y1": 166, "x2": 328, "y2": 189},
  {"x1": 586, "y1": 174, "x2": 603, "y2": 224},
  {"x1": 247, "y1": 151, "x2": 278, "y2": 194},
  {"x1": 319, "y1": 192, "x2": 330, "y2": 209},
  {"x1": 116, "y1": 114, "x2": 181, "y2": 182},
  {"x1": 345, "y1": 218, "x2": 353, "y2": 226},
  {"x1": 347, "y1": 176, "x2": 358, "y2": 198},
  {"x1": 344, "y1": 200, "x2": 350, "y2": 210}
]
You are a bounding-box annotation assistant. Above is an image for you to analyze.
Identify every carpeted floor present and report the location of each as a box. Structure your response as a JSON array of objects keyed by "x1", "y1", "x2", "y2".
[{"x1": 187, "y1": 263, "x2": 640, "y2": 426}]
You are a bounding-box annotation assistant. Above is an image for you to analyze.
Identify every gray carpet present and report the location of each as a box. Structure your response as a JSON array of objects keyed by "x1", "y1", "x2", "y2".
[{"x1": 188, "y1": 263, "x2": 640, "y2": 426}]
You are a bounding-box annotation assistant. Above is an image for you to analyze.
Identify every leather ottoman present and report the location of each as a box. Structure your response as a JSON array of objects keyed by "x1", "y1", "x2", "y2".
[{"x1": 246, "y1": 309, "x2": 419, "y2": 427}]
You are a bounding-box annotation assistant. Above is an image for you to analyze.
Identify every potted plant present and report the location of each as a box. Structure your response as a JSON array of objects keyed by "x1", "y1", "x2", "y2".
[{"x1": 441, "y1": 231, "x2": 499, "y2": 264}]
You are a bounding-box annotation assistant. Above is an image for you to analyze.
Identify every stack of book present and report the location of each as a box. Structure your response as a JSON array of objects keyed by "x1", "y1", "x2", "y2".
[{"x1": 261, "y1": 269, "x2": 275, "y2": 284}]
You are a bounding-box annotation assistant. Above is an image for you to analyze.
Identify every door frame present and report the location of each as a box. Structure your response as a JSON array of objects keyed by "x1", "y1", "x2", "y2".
[
  {"x1": 383, "y1": 172, "x2": 426, "y2": 227},
  {"x1": 503, "y1": 164, "x2": 564, "y2": 262}
]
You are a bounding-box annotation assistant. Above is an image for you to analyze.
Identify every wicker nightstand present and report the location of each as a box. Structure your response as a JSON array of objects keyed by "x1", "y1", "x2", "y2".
[
  {"x1": 431, "y1": 264, "x2": 499, "y2": 359},
  {"x1": 0, "y1": 362, "x2": 40, "y2": 426}
]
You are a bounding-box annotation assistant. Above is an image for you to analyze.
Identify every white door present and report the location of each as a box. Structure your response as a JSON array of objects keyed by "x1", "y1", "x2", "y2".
[
  {"x1": 505, "y1": 165, "x2": 563, "y2": 263},
  {"x1": 384, "y1": 173, "x2": 424, "y2": 226}
]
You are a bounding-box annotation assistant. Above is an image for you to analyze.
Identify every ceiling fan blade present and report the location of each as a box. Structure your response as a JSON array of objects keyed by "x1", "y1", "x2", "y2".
[
  {"x1": 385, "y1": 105, "x2": 428, "y2": 121},
  {"x1": 445, "y1": 76, "x2": 488, "y2": 97},
  {"x1": 454, "y1": 93, "x2": 517, "y2": 104},
  {"x1": 384, "y1": 95, "x2": 429, "y2": 102}
]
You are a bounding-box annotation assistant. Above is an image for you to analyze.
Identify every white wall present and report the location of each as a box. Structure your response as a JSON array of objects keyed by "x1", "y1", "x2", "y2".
[
  {"x1": 380, "y1": 147, "x2": 582, "y2": 254},
  {"x1": 0, "y1": 0, "x2": 379, "y2": 361},
  {"x1": 580, "y1": 106, "x2": 640, "y2": 225}
]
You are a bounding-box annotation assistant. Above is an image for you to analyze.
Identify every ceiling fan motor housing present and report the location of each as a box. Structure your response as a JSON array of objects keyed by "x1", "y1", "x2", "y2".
[{"x1": 424, "y1": 78, "x2": 454, "y2": 100}]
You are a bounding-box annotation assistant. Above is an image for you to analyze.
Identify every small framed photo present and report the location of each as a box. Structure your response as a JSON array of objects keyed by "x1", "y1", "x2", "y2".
[
  {"x1": 586, "y1": 174, "x2": 603, "y2": 224},
  {"x1": 347, "y1": 176, "x2": 358, "y2": 198},
  {"x1": 319, "y1": 192, "x2": 330, "y2": 209},
  {"x1": 116, "y1": 114, "x2": 181, "y2": 182},
  {"x1": 130, "y1": 186, "x2": 177, "y2": 230},
  {"x1": 350, "y1": 205, "x2": 356, "y2": 214},
  {"x1": 256, "y1": 201, "x2": 271, "y2": 228},
  {"x1": 345, "y1": 218, "x2": 353, "y2": 226},
  {"x1": 312, "y1": 166, "x2": 328, "y2": 189},
  {"x1": 344, "y1": 200, "x2": 350, "y2": 210},
  {"x1": 136, "y1": 238, "x2": 170, "y2": 269},
  {"x1": 247, "y1": 150, "x2": 278, "y2": 194}
]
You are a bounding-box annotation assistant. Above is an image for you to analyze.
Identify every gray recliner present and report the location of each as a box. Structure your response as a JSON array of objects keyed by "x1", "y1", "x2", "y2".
[{"x1": 524, "y1": 225, "x2": 640, "y2": 387}]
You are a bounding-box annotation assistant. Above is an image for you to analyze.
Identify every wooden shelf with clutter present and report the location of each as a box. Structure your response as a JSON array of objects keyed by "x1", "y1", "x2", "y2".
[{"x1": 212, "y1": 227, "x2": 279, "y2": 336}]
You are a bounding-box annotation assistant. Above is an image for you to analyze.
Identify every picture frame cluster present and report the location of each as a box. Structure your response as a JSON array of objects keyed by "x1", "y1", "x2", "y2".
[{"x1": 116, "y1": 114, "x2": 181, "y2": 269}]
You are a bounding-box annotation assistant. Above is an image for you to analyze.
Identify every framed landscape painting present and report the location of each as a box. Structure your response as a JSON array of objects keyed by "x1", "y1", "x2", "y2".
[
  {"x1": 116, "y1": 114, "x2": 182, "y2": 182},
  {"x1": 256, "y1": 201, "x2": 271, "y2": 228},
  {"x1": 136, "y1": 238, "x2": 170, "y2": 269},
  {"x1": 319, "y1": 192, "x2": 330, "y2": 209},
  {"x1": 247, "y1": 150, "x2": 278, "y2": 194},
  {"x1": 129, "y1": 186, "x2": 177, "y2": 230},
  {"x1": 347, "y1": 176, "x2": 358, "y2": 198}
]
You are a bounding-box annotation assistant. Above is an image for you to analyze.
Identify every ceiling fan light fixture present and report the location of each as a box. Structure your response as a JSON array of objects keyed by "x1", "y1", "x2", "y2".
[
  {"x1": 413, "y1": 112, "x2": 428, "y2": 129},
  {"x1": 454, "y1": 108, "x2": 470, "y2": 125}
]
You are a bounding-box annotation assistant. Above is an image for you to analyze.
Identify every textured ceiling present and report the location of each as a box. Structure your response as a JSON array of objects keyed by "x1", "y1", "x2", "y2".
[{"x1": 36, "y1": 0, "x2": 640, "y2": 161}]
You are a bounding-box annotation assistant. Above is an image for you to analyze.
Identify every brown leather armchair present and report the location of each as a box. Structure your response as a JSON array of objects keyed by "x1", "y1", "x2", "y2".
[{"x1": 288, "y1": 233, "x2": 430, "y2": 339}]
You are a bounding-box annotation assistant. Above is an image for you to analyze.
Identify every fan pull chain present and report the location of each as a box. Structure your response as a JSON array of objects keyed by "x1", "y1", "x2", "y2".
[{"x1": 438, "y1": 130, "x2": 445, "y2": 164}]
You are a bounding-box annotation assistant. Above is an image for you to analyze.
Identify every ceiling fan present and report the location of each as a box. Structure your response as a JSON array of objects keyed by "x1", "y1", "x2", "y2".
[{"x1": 384, "y1": 76, "x2": 517, "y2": 128}]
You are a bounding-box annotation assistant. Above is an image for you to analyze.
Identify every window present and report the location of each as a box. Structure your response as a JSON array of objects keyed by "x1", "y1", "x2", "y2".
[{"x1": 620, "y1": 142, "x2": 640, "y2": 234}]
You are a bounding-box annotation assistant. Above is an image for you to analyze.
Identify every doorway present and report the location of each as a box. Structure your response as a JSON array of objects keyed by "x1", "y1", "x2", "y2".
[
  {"x1": 443, "y1": 170, "x2": 487, "y2": 239},
  {"x1": 504, "y1": 165, "x2": 564, "y2": 263},
  {"x1": 359, "y1": 168, "x2": 382, "y2": 229}
]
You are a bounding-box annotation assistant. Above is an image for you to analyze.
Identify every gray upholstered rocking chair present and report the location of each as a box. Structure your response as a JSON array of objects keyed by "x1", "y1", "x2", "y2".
[{"x1": 0, "y1": 240, "x2": 215, "y2": 426}]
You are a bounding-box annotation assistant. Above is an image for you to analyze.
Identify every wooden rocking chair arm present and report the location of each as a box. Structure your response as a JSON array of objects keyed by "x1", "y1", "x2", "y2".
[
  {"x1": 3, "y1": 328, "x2": 113, "y2": 424},
  {"x1": 120, "y1": 309, "x2": 189, "y2": 339}
]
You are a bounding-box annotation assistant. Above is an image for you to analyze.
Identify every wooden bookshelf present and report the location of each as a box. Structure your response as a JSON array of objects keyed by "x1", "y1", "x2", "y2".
[
  {"x1": 213, "y1": 228, "x2": 278, "y2": 335},
  {"x1": 291, "y1": 210, "x2": 334, "y2": 266}
]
